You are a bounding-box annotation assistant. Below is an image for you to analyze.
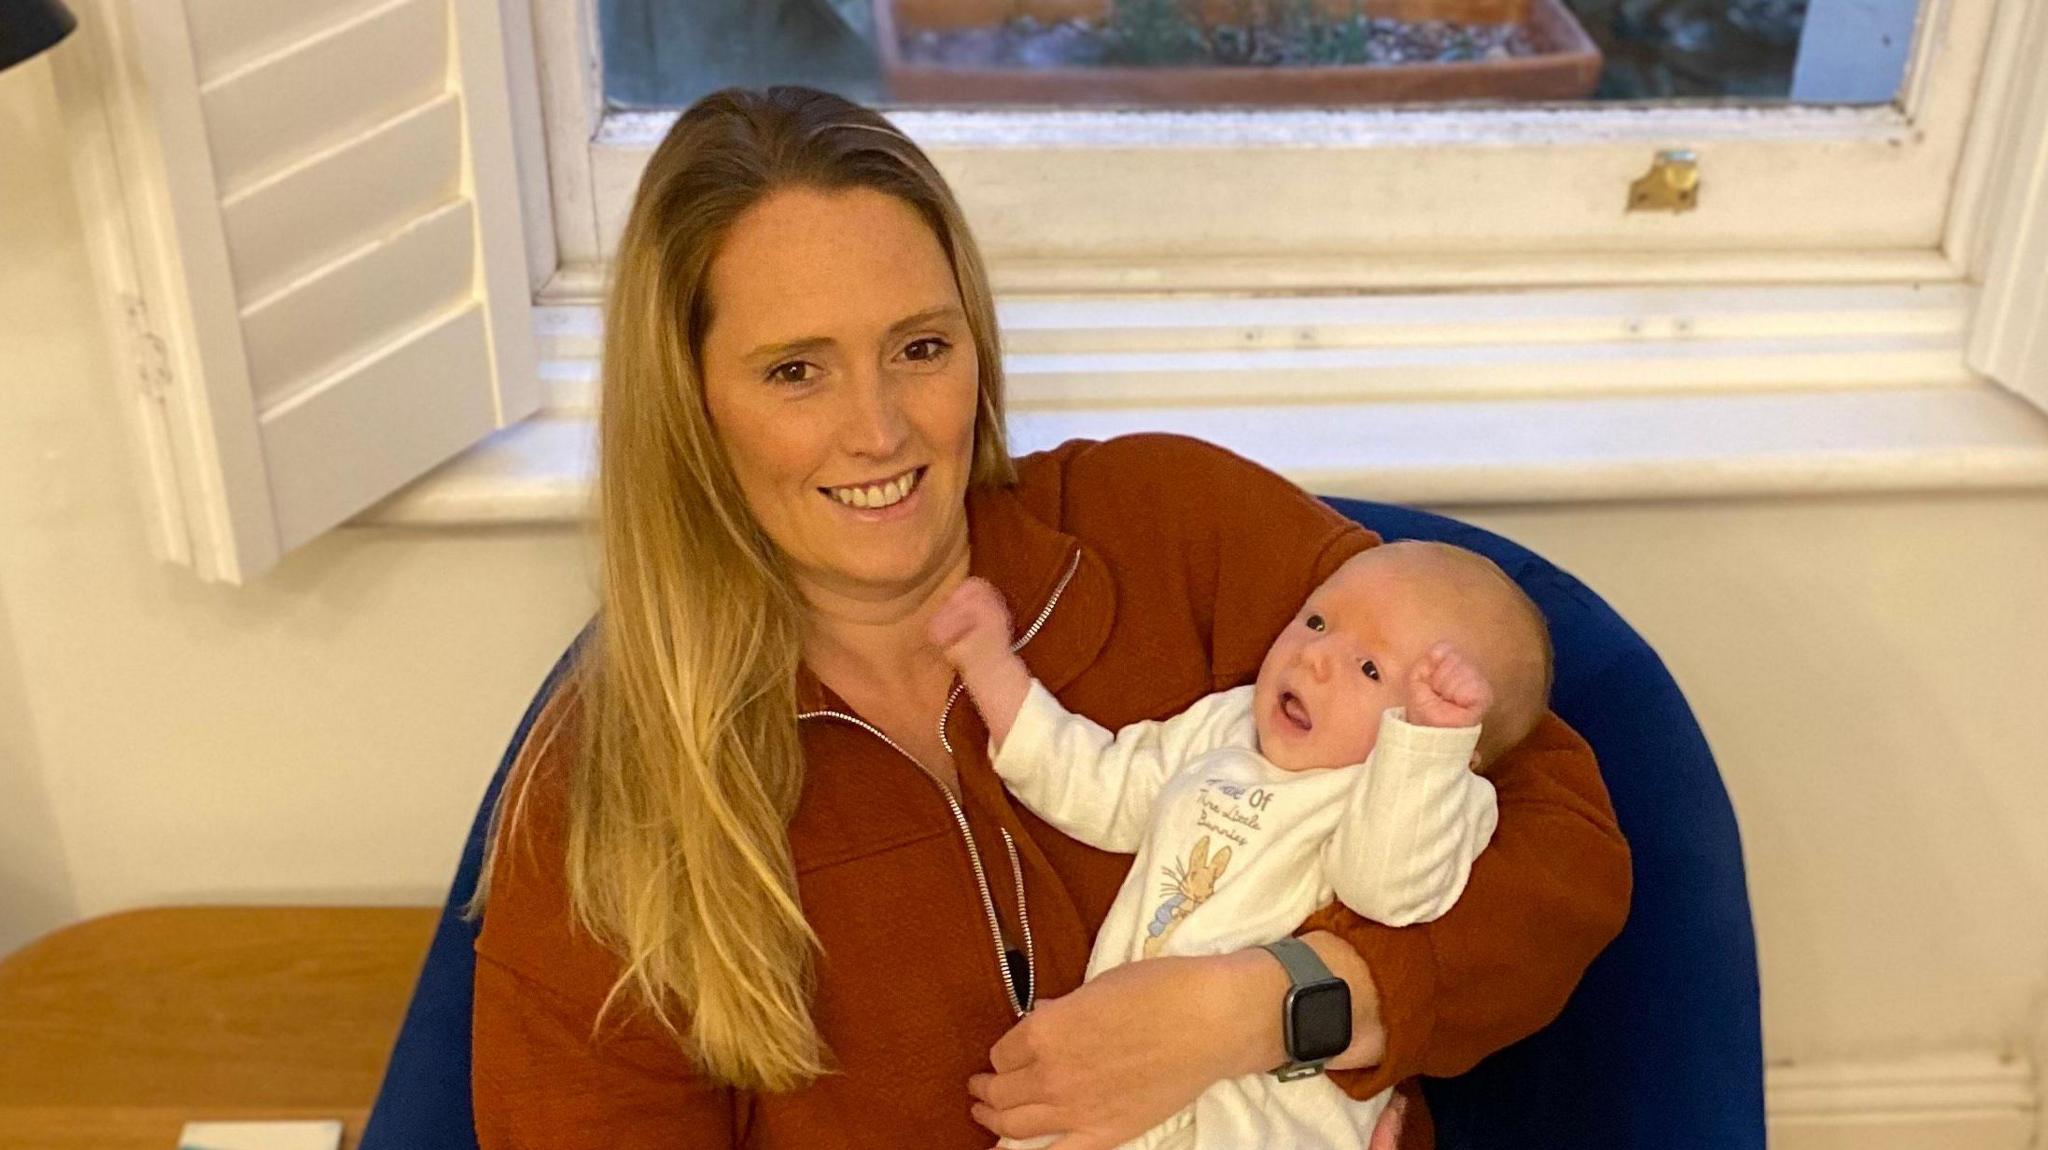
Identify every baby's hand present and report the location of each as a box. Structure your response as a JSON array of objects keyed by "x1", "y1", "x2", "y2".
[
  {"x1": 927, "y1": 577, "x2": 1014, "y2": 674},
  {"x1": 1406, "y1": 642, "x2": 1493, "y2": 729},
  {"x1": 930, "y1": 578, "x2": 1035, "y2": 747}
]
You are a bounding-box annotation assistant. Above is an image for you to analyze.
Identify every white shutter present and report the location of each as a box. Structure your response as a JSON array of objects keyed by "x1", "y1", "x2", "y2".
[
  {"x1": 57, "y1": 0, "x2": 536, "y2": 582},
  {"x1": 1966, "y1": 0, "x2": 2048, "y2": 416}
]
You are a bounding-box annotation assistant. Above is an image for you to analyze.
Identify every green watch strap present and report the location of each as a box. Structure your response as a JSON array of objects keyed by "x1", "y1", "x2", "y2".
[
  {"x1": 1260, "y1": 935, "x2": 1334, "y2": 986},
  {"x1": 1259, "y1": 937, "x2": 1346, "y2": 1081}
]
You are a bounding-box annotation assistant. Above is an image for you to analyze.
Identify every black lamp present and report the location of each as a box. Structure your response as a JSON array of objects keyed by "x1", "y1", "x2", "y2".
[{"x1": 0, "y1": 0, "x2": 76, "y2": 73}]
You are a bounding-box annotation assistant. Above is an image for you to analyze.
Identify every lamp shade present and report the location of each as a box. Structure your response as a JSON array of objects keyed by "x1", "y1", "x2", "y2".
[{"x1": 0, "y1": 0, "x2": 76, "y2": 73}]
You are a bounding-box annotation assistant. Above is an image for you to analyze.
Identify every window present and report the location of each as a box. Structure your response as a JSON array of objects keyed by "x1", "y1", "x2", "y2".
[
  {"x1": 50, "y1": 0, "x2": 2048, "y2": 577},
  {"x1": 533, "y1": 0, "x2": 2000, "y2": 284},
  {"x1": 490, "y1": 0, "x2": 2048, "y2": 533},
  {"x1": 598, "y1": 0, "x2": 1914, "y2": 111}
]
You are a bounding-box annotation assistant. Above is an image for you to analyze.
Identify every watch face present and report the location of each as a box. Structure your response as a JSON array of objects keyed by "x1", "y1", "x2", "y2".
[{"x1": 1288, "y1": 980, "x2": 1353, "y2": 1063}]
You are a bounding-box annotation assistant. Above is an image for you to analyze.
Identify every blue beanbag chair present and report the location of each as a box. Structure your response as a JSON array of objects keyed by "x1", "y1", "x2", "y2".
[{"x1": 360, "y1": 499, "x2": 1764, "y2": 1150}]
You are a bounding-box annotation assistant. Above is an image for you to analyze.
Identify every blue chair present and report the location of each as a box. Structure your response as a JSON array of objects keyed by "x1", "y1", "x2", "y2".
[
  {"x1": 357, "y1": 623, "x2": 591, "y2": 1150},
  {"x1": 1327, "y1": 500, "x2": 1765, "y2": 1150},
  {"x1": 360, "y1": 499, "x2": 1764, "y2": 1150}
]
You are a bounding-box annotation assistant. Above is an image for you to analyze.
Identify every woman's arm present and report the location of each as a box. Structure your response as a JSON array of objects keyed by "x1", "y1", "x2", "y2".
[
  {"x1": 471, "y1": 690, "x2": 741, "y2": 1149},
  {"x1": 965, "y1": 933, "x2": 1389, "y2": 1149},
  {"x1": 966, "y1": 946, "x2": 1343, "y2": 1148},
  {"x1": 473, "y1": 954, "x2": 737, "y2": 1149}
]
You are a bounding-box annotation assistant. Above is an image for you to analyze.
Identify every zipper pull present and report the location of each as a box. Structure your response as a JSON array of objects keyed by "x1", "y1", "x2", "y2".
[{"x1": 1005, "y1": 947, "x2": 1033, "y2": 1012}]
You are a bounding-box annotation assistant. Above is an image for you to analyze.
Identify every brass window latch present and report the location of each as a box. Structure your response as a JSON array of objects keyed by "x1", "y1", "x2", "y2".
[{"x1": 1629, "y1": 150, "x2": 1700, "y2": 214}]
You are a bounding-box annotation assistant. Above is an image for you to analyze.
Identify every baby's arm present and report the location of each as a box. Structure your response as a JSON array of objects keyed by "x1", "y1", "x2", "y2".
[
  {"x1": 930, "y1": 578, "x2": 1249, "y2": 851},
  {"x1": 1325, "y1": 644, "x2": 1501, "y2": 927}
]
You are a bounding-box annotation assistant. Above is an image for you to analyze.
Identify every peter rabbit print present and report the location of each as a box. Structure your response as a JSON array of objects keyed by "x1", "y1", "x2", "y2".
[
  {"x1": 1144, "y1": 835, "x2": 1232, "y2": 958},
  {"x1": 989, "y1": 682, "x2": 1495, "y2": 976}
]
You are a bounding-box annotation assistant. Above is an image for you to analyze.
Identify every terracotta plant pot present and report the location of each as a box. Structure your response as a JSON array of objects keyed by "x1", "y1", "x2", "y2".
[{"x1": 874, "y1": 0, "x2": 1603, "y2": 106}]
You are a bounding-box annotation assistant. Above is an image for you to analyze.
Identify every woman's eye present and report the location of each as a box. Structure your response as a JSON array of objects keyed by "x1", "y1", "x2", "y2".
[
  {"x1": 904, "y1": 337, "x2": 951, "y2": 362},
  {"x1": 767, "y1": 361, "x2": 814, "y2": 385},
  {"x1": 1305, "y1": 614, "x2": 1325, "y2": 632},
  {"x1": 1361, "y1": 660, "x2": 1381, "y2": 681}
]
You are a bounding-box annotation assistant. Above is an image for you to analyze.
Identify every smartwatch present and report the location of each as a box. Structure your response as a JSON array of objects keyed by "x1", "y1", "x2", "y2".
[{"x1": 1259, "y1": 937, "x2": 1353, "y2": 1082}]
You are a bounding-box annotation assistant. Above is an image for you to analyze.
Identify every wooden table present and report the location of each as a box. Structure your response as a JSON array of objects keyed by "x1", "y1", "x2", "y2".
[{"x1": 0, "y1": 907, "x2": 439, "y2": 1150}]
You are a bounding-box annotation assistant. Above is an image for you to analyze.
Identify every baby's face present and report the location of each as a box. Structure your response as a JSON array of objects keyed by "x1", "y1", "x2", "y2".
[{"x1": 1252, "y1": 546, "x2": 1500, "y2": 772}]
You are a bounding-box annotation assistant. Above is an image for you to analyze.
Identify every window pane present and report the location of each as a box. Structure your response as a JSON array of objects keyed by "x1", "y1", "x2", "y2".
[{"x1": 598, "y1": 0, "x2": 1918, "y2": 110}]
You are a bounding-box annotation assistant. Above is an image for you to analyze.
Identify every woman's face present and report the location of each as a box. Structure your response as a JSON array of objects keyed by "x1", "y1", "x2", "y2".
[{"x1": 699, "y1": 186, "x2": 982, "y2": 603}]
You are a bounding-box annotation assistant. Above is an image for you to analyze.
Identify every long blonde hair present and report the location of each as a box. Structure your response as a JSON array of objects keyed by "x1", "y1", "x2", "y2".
[{"x1": 473, "y1": 87, "x2": 1014, "y2": 1091}]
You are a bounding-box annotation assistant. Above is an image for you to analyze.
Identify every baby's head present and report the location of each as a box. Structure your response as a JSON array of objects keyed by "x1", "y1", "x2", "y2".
[{"x1": 1252, "y1": 541, "x2": 1553, "y2": 773}]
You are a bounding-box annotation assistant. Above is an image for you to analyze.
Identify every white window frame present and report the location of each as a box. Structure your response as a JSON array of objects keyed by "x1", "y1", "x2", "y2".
[
  {"x1": 525, "y1": 0, "x2": 2019, "y2": 295},
  {"x1": 364, "y1": 0, "x2": 2048, "y2": 528}
]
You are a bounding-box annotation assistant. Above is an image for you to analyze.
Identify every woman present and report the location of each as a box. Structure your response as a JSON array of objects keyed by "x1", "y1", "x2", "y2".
[{"x1": 470, "y1": 86, "x2": 1630, "y2": 1149}]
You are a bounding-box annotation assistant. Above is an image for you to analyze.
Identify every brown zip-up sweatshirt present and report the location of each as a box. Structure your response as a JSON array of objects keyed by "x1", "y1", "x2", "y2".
[{"x1": 472, "y1": 433, "x2": 1632, "y2": 1149}]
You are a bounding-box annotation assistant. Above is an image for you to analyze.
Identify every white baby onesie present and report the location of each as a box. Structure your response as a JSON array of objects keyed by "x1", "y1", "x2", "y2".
[{"x1": 992, "y1": 682, "x2": 1498, "y2": 1150}]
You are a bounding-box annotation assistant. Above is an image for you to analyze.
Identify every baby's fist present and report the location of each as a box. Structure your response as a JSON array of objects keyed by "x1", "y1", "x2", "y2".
[
  {"x1": 927, "y1": 577, "x2": 1013, "y2": 671},
  {"x1": 1406, "y1": 642, "x2": 1493, "y2": 729}
]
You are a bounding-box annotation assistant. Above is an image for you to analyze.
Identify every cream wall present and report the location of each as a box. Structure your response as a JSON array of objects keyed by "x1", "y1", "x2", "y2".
[
  {"x1": 3, "y1": 46, "x2": 2046, "y2": 1117},
  {"x1": 1468, "y1": 495, "x2": 2048, "y2": 1070},
  {"x1": 0, "y1": 58, "x2": 598, "y2": 956}
]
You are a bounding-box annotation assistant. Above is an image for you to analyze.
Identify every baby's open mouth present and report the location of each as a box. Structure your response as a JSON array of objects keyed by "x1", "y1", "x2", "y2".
[{"x1": 1280, "y1": 691, "x2": 1312, "y2": 732}]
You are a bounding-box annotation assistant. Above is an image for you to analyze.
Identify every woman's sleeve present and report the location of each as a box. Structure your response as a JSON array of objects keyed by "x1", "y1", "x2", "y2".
[
  {"x1": 473, "y1": 954, "x2": 738, "y2": 1150},
  {"x1": 470, "y1": 687, "x2": 741, "y2": 1148}
]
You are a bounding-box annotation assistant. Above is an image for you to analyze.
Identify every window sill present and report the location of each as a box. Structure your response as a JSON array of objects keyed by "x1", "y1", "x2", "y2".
[{"x1": 356, "y1": 383, "x2": 2048, "y2": 528}]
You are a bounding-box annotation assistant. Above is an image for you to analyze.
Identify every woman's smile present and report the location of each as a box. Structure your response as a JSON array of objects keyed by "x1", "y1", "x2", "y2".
[{"x1": 820, "y1": 465, "x2": 926, "y2": 517}]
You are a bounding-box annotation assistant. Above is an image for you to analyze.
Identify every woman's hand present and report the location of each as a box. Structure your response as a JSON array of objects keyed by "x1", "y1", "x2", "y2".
[
  {"x1": 968, "y1": 934, "x2": 1387, "y2": 1149},
  {"x1": 968, "y1": 954, "x2": 1249, "y2": 1149}
]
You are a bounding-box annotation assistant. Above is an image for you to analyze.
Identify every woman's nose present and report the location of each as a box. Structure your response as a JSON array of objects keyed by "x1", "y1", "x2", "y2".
[{"x1": 843, "y1": 373, "x2": 909, "y2": 457}]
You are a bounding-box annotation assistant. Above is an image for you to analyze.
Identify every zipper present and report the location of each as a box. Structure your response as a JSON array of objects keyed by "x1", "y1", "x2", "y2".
[
  {"x1": 1001, "y1": 828, "x2": 1035, "y2": 1014},
  {"x1": 798, "y1": 545, "x2": 1082, "y2": 1018},
  {"x1": 936, "y1": 545, "x2": 1080, "y2": 1010},
  {"x1": 796, "y1": 707, "x2": 1036, "y2": 1016}
]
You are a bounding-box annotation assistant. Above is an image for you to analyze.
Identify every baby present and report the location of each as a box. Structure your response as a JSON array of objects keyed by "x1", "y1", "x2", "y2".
[{"x1": 929, "y1": 540, "x2": 1554, "y2": 1150}]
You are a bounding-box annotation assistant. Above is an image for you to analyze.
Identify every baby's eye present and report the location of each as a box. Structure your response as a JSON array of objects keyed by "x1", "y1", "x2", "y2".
[
  {"x1": 1360, "y1": 660, "x2": 1381, "y2": 681},
  {"x1": 1305, "y1": 614, "x2": 1325, "y2": 632}
]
